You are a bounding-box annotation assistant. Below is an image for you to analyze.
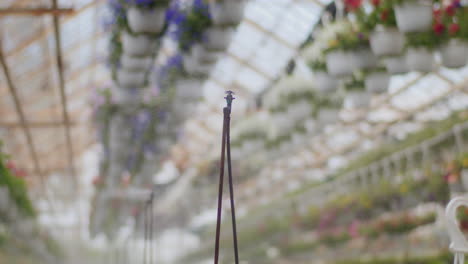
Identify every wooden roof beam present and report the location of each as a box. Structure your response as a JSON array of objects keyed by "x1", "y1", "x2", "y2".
[
  {"x1": 0, "y1": 7, "x2": 74, "y2": 16},
  {"x1": 52, "y1": 0, "x2": 77, "y2": 187},
  {"x1": 0, "y1": 120, "x2": 77, "y2": 128},
  {"x1": 0, "y1": 45, "x2": 45, "y2": 188}
]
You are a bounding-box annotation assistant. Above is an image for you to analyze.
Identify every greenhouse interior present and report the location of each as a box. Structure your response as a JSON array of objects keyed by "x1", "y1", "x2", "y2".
[{"x1": 1, "y1": 0, "x2": 468, "y2": 263}]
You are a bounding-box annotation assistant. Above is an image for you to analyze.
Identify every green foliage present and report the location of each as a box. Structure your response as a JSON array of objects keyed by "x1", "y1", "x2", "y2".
[
  {"x1": 308, "y1": 60, "x2": 328, "y2": 71},
  {"x1": 335, "y1": 251, "x2": 455, "y2": 264},
  {"x1": 0, "y1": 146, "x2": 35, "y2": 217},
  {"x1": 344, "y1": 75, "x2": 366, "y2": 91},
  {"x1": 178, "y1": 6, "x2": 213, "y2": 52},
  {"x1": 324, "y1": 22, "x2": 369, "y2": 54},
  {"x1": 405, "y1": 31, "x2": 442, "y2": 50},
  {"x1": 356, "y1": 2, "x2": 397, "y2": 33}
]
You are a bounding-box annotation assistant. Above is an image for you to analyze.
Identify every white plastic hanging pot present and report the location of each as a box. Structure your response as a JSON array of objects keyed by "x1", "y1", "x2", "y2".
[
  {"x1": 192, "y1": 44, "x2": 219, "y2": 64},
  {"x1": 210, "y1": 0, "x2": 246, "y2": 26},
  {"x1": 113, "y1": 86, "x2": 143, "y2": 105},
  {"x1": 346, "y1": 90, "x2": 371, "y2": 108},
  {"x1": 352, "y1": 48, "x2": 378, "y2": 69},
  {"x1": 287, "y1": 100, "x2": 312, "y2": 123},
  {"x1": 383, "y1": 55, "x2": 409, "y2": 74},
  {"x1": 204, "y1": 27, "x2": 234, "y2": 51},
  {"x1": 127, "y1": 7, "x2": 166, "y2": 34},
  {"x1": 183, "y1": 53, "x2": 213, "y2": 76},
  {"x1": 175, "y1": 78, "x2": 204, "y2": 100},
  {"x1": 326, "y1": 51, "x2": 355, "y2": 77},
  {"x1": 121, "y1": 32, "x2": 157, "y2": 56},
  {"x1": 365, "y1": 72, "x2": 390, "y2": 94},
  {"x1": 318, "y1": 108, "x2": 340, "y2": 125},
  {"x1": 116, "y1": 69, "x2": 146, "y2": 88},
  {"x1": 369, "y1": 27, "x2": 404, "y2": 56},
  {"x1": 120, "y1": 54, "x2": 153, "y2": 71},
  {"x1": 0, "y1": 187, "x2": 9, "y2": 212},
  {"x1": 440, "y1": 39, "x2": 468, "y2": 69},
  {"x1": 461, "y1": 169, "x2": 468, "y2": 192},
  {"x1": 406, "y1": 47, "x2": 435, "y2": 72},
  {"x1": 395, "y1": 1, "x2": 433, "y2": 33},
  {"x1": 314, "y1": 71, "x2": 338, "y2": 93}
]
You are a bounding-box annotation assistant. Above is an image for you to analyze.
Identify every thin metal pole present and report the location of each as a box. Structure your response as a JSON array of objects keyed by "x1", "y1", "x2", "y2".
[
  {"x1": 213, "y1": 107, "x2": 228, "y2": 264},
  {"x1": 225, "y1": 94, "x2": 239, "y2": 264}
]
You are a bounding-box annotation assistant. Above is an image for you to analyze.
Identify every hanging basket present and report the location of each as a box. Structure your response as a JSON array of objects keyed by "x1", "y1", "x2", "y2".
[
  {"x1": 121, "y1": 32, "x2": 157, "y2": 56},
  {"x1": 204, "y1": 27, "x2": 234, "y2": 51},
  {"x1": 440, "y1": 39, "x2": 468, "y2": 69},
  {"x1": 406, "y1": 47, "x2": 435, "y2": 72},
  {"x1": 314, "y1": 71, "x2": 338, "y2": 93},
  {"x1": 175, "y1": 78, "x2": 205, "y2": 100},
  {"x1": 192, "y1": 44, "x2": 220, "y2": 64},
  {"x1": 0, "y1": 187, "x2": 9, "y2": 212},
  {"x1": 369, "y1": 27, "x2": 404, "y2": 56},
  {"x1": 116, "y1": 69, "x2": 146, "y2": 88},
  {"x1": 346, "y1": 91, "x2": 371, "y2": 108},
  {"x1": 113, "y1": 86, "x2": 143, "y2": 105},
  {"x1": 183, "y1": 52, "x2": 214, "y2": 76},
  {"x1": 210, "y1": 0, "x2": 246, "y2": 26},
  {"x1": 462, "y1": 169, "x2": 468, "y2": 192},
  {"x1": 365, "y1": 72, "x2": 390, "y2": 94},
  {"x1": 326, "y1": 51, "x2": 355, "y2": 77},
  {"x1": 352, "y1": 48, "x2": 378, "y2": 69},
  {"x1": 127, "y1": 7, "x2": 166, "y2": 34},
  {"x1": 394, "y1": 1, "x2": 433, "y2": 33},
  {"x1": 120, "y1": 54, "x2": 153, "y2": 71},
  {"x1": 383, "y1": 55, "x2": 409, "y2": 74},
  {"x1": 318, "y1": 108, "x2": 340, "y2": 125},
  {"x1": 287, "y1": 100, "x2": 312, "y2": 123}
]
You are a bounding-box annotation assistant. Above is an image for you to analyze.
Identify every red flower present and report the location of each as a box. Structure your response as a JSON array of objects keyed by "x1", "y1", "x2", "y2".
[
  {"x1": 371, "y1": 0, "x2": 380, "y2": 6},
  {"x1": 344, "y1": 0, "x2": 362, "y2": 11},
  {"x1": 15, "y1": 169, "x2": 27, "y2": 178},
  {"x1": 5, "y1": 161, "x2": 15, "y2": 170},
  {"x1": 433, "y1": 23, "x2": 445, "y2": 35},
  {"x1": 445, "y1": 5, "x2": 456, "y2": 16},
  {"x1": 449, "y1": 23, "x2": 460, "y2": 35},
  {"x1": 380, "y1": 9, "x2": 389, "y2": 21}
]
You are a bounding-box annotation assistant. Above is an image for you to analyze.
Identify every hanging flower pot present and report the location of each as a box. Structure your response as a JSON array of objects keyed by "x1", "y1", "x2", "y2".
[
  {"x1": 394, "y1": 1, "x2": 433, "y2": 33},
  {"x1": 383, "y1": 55, "x2": 409, "y2": 74},
  {"x1": 345, "y1": 77, "x2": 370, "y2": 108},
  {"x1": 113, "y1": 86, "x2": 143, "y2": 105},
  {"x1": 204, "y1": 27, "x2": 234, "y2": 51},
  {"x1": 120, "y1": 54, "x2": 153, "y2": 71},
  {"x1": 440, "y1": 39, "x2": 468, "y2": 69},
  {"x1": 326, "y1": 51, "x2": 355, "y2": 77},
  {"x1": 461, "y1": 169, "x2": 468, "y2": 192},
  {"x1": 365, "y1": 69, "x2": 391, "y2": 94},
  {"x1": 346, "y1": 91, "x2": 371, "y2": 108},
  {"x1": 183, "y1": 52, "x2": 213, "y2": 76},
  {"x1": 287, "y1": 100, "x2": 312, "y2": 123},
  {"x1": 352, "y1": 48, "x2": 378, "y2": 69},
  {"x1": 370, "y1": 27, "x2": 405, "y2": 56},
  {"x1": 121, "y1": 32, "x2": 157, "y2": 56},
  {"x1": 315, "y1": 71, "x2": 338, "y2": 93},
  {"x1": 0, "y1": 187, "x2": 9, "y2": 212},
  {"x1": 127, "y1": 7, "x2": 166, "y2": 34},
  {"x1": 116, "y1": 69, "x2": 146, "y2": 88},
  {"x1": 192, "y1": 44, "x2": 219, "y2": 64},
  {"x1": 210, "y1": 0, "x2": 246, "y2": 26},
  {"x1": 318, "y1": 108, "x2": 340, "y2": 125},
  {"x1": 406, "y1": 47, "x2": 435, "y2": 72},
  {"x1": 175, "y1": 78, "x2": 204, "y2": 100}
]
